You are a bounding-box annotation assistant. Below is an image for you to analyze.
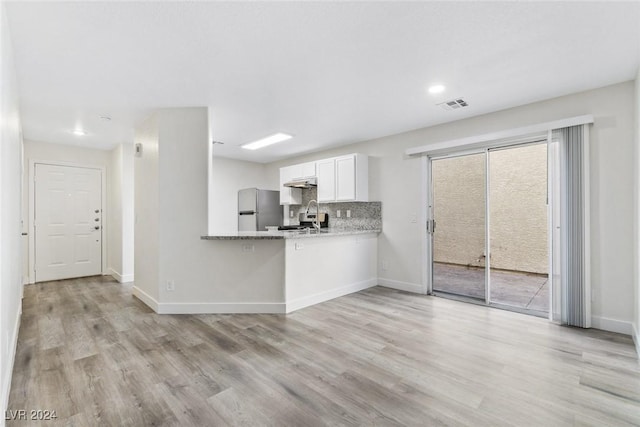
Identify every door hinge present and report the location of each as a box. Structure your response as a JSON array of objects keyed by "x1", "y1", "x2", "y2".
[{"x1": 426, "y1": 219, "x2": 437, "y2": 233}]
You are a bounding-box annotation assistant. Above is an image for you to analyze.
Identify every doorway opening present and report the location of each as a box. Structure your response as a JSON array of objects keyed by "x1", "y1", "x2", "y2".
[{"x1": 431, "y1": 142, "x2": 549, "y2": 317}]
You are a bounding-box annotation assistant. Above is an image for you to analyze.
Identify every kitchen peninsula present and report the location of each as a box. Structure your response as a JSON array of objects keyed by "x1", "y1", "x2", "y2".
[
  {"x1": 200, "y1": 227, "x2": 380, "y2": 313},
  {"x1": 131, "y1": 124, "x2": 383, "y2": 316}
]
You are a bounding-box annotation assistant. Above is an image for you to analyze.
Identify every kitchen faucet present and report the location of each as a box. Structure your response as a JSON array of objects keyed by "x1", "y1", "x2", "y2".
[{"x1": 305, "y1": 199, "x2": 321, "y2": 231}]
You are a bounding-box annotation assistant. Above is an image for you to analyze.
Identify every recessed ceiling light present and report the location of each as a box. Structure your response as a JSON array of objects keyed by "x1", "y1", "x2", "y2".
[
  {"x1": 241, "y1": 132, "x2": 293, "y2": 150},
  {"x1": 72, "y1": 129, "x2": 87, "y2": 136},
  {"x1": 428, "y1": 84, "x2": 446, "y2": 94}
]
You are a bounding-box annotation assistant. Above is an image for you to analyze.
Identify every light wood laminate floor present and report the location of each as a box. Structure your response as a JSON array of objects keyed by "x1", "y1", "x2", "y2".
[{"x1": 8, "y1": 276, "x2": 640, "y2": 426}]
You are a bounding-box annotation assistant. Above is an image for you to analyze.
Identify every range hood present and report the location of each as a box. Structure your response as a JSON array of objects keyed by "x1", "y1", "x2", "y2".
[{"x1": 283, "y1": 176, "x2": 317, "y2": 188}]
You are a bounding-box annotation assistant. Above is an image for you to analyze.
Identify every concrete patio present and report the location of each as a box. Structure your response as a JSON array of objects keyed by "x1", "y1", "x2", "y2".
[{"x1": 433, "y1": 263, "x2": 549, "y2": 314}]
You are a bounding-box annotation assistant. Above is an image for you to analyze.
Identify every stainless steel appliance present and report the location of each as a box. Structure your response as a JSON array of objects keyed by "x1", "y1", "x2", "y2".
[
  {"x1": 278, "y1": 213, "x2": 329, "y2": 230},
  {"x1": 238, "y1": 188, "x2": 282, "y2": 231},
  {"x1": 283, "y1": 176, "x2": 317, "y2": 189}
]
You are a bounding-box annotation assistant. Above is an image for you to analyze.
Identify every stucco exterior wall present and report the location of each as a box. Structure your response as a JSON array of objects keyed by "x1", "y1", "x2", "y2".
[{"x1": 433, "y1": 143, "x2": 548, "y2": 274}]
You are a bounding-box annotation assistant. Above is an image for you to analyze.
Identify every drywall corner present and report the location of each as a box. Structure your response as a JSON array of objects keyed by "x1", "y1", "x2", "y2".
[{"x1": 133, "y1": 113, "x2": 160, "y2": 301}]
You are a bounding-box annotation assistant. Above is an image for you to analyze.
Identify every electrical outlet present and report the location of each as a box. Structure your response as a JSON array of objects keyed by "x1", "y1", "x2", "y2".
[
  {"x1": 382, "y1": 260, "x2": 388, "y2": 271},
  {"x1": 166, "y1": 280, "x2": 175, "y2": 291},
  {"x1": 346, "y1": 210, "x2": 351, "y2": 218},
  {"x1": 295, "y1": 242, "x2": 304, "y2": 250},
  {"x1": 242, "y1": 244, "x2": 255, "y2": 252},
  {"x1": 290, "y1": 210, "x2": 294, "y2": 218},
  {"x1": 336, "y1": 210, "x2": 341, "y2": 218}
]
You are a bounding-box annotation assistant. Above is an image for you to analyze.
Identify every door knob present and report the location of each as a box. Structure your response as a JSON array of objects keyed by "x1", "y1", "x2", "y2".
[
  {"x1": 94, "y1": 209, "x2": 100, "y2": 213},
  {"x1": 94, "y1": 226, "x2": 100, "y2": 230},
  {"x1": 94, "y1": 218, "x2": 100, "y2": 222}
]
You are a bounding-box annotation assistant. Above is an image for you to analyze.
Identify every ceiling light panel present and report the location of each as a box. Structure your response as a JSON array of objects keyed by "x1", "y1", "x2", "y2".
[
  {"x1": 428, "y1": 84, "x2": 446, "y2": 94},
  {"x1": 241, "y1": 133, "x2": 293, "y2": 150}
]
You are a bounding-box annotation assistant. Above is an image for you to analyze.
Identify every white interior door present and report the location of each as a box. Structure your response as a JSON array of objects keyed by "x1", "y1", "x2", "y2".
[{"x1": 34, "y1": 164, "x2": 102, "y2": 282}]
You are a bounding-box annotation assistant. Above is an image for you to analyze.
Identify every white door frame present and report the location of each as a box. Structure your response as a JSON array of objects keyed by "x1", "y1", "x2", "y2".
[{"x1": 28, "y1": 160, "x2": 107, "y2": 284}]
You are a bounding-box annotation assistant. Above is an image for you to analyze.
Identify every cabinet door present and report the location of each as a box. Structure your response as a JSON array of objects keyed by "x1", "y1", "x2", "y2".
[
  {"x1": 336, "y1": 155, "x2": 356, "y2": 201},
  {"x1": 289, "y1": 163, "x2": 303, "y2": 180},
  {"x1": 300, "y1": 161, "x2": 316, "y2": 178},
  {"x1": 280, "y1": 166, "x2": 301, "y2": 205},
  {"x1": 317, "y1": 159, "x2": 336, "y2": 202},
  {"x1": 279, "y1": 166, "x2": 290, "y2": 204}
]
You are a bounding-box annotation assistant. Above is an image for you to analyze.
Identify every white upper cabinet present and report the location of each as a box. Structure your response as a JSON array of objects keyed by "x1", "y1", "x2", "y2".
[
  {"x1": 279, "y1": 165, "x2": 302, "y2": 205},
  {"x1": 279, "y1": 154, "x2": 367, "y2": 204},
  {"x1": 287, "y1": 161, "x2": 316, "y2": 180},
  {"x1": 299, "y1": 161, "x2": 316, "y2": 178},
  {"x1": 317, "y1": 154, "x2": 368, "y2": 203},
  {"x1": 317, "y1": 159, "x2": 336, "y2": 202},
  {"x1": 336, "y1": 155, "x2": 356, "y2": 201}
]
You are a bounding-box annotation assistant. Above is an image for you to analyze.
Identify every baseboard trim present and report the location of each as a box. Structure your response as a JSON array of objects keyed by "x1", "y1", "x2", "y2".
[
  {"x1": 2, "y1": 302, "x2": 22, "y2": 418},
  {"x1": 378, "y1": 277, "x2": 425, "y2": 294},
  {"x1": 157, "y1": 302, "x2": 286, "y2": 314},
  {"x1": 132, "y1": 286, "x2": 159, "y2": 313},
  {"x1": 109, "y1": 268, "x2": 134, "y2": 283},
  {"x1": 286, "y1": 278, "x2": 377, "y2": 313},
  {"x1": 590, "y1": 315, "x2": 634, "y2": 335},
  {"x1": 632, "y1": 323, "x2": 639, "y2": 359}
]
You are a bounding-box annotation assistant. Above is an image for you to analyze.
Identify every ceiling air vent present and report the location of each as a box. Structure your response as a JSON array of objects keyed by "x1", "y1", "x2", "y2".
[{"x1": 438, "y1": 98, "x2": 469, "y2": 111}]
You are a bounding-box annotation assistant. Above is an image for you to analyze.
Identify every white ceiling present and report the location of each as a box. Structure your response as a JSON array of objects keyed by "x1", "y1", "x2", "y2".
[{"x1": 6, "y1": 1, "x2": 640, "y2": 163}]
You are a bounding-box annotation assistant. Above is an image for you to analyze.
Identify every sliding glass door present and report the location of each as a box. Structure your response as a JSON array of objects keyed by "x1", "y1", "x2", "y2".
[
  {"x1": 488, "y1": 143, "x2": 549, "y2": 315},
  {"x1": 429, "y1": 142, "x2": 549, "y2": 316},
  {"x1": 432, "y1": 152, "x2": 487, "y2": 301}
]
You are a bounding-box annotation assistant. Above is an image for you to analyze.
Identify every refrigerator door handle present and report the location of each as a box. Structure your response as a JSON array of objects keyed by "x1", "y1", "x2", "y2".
[{"x1": 239, "y1": 211, "x2": 256, "y2": 215}]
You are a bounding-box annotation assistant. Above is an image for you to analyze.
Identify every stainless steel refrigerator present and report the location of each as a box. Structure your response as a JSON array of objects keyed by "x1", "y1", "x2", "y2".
[{"x1": 238, "y1": 188, "x2": 282, "y2": 231}]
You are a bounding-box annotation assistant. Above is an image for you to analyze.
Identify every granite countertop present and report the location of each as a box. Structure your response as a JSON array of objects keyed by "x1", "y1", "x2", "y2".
[{"x1": 201, "y1": 228, "x2": 381, "y2": 240}]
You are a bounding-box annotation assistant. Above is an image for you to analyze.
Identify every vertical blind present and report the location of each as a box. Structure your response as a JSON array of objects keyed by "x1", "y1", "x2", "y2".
[{"x1": 552, "y1": 125, "x2": 590, "y2": 328}]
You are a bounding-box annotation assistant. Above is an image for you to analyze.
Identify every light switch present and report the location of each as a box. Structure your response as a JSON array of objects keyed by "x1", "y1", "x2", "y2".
[
  {"x1": 295, "y1": 242, "x2": 304, "y2": 250},
  {"x1": 346, "y1": 210, "x2": 351, "y2": 218},
  {"x1": 410, "y1": 213, "x2": 417, "y2": 223},
  {"x1": 336, "y1": 210, "x2": 341, "y2": 218}
]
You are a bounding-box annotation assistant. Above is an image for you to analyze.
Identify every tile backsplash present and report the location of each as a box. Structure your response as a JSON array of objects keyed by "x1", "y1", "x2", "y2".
[{"x1": 288, "y1": 187, "x2": 381, "y2": 231}]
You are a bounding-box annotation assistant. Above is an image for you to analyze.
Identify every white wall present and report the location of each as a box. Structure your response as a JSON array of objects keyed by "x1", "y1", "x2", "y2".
[
  {"x1": 265, "y1": 81, "x2": 637, "y2": 333},
  {"x1": 1, "y1": 2, "x2": 24, "y2": 417},
  {"x1": 108, "y1": 144, "x2": 134, "y2": 282},
  {"x1": 209, "y1": 156, "x2": 271, "y2": 233},
  {"x1": 108, "y1": 145, "x2": 123, "y2": 278},
  {"x1": 634, "y1": 68, "x2": 640, "y2": 352},
  {"x1": 134, "y1": 113, "x2": 160, "y2": 301},
  {"x1": 21, "y1": 140, "x2": 111, "y2": 283},
  {"x1": 134, "y1": 108, "x2": 285, "y2": 311},
  {"x1": 122, "y1": 144, "x2": 134, "y2": 281}
]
